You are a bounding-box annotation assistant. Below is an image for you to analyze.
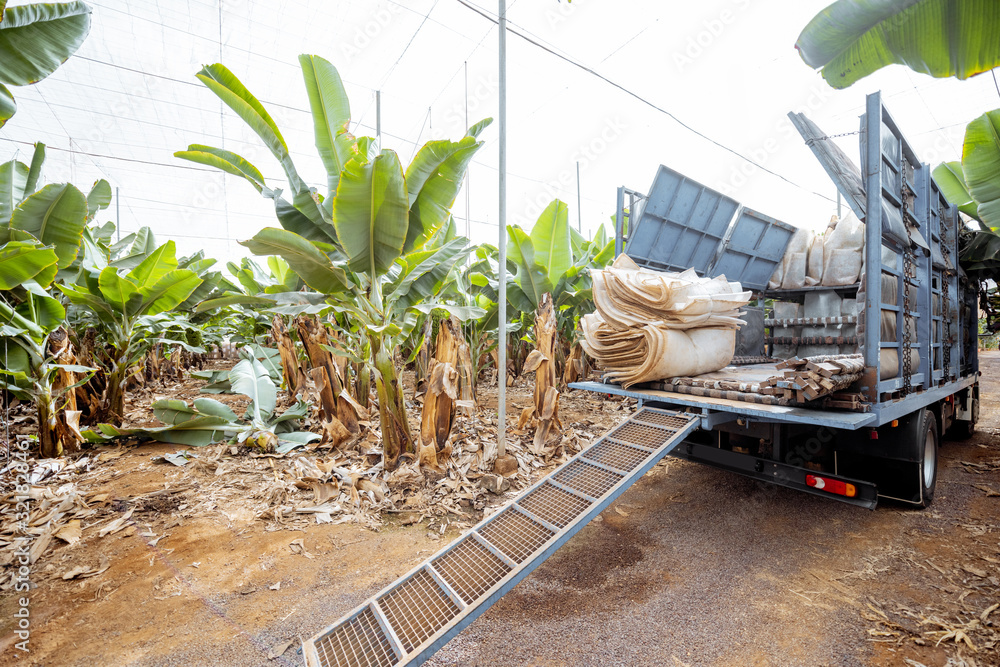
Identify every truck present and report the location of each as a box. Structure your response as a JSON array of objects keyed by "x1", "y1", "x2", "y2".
[
  {"x1": 299, "y1": 91, "x2": 981, "y2": 667},
  {"x1": 577, "y1": 89, "x2": 981, "y2": 511}
]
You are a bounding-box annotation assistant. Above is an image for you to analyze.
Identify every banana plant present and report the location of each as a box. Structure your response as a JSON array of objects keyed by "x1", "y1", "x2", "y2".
[
  {"x1": 0, "y1": 240, "x2": 96, "y2": 458},
  {"x1": 504, "y1": 199, "x2": 613, "y2": 360},
  {"x1": 0, "y1": 143, "x2": 107, "y2": 457},
  {"x1": 177, "y1": 55, "x2": 489, "y2": 470},
  {"x1": 58, "y1": 239, "x2": 202, "y2": 421},
  {"x1": 933, "y1": 110, "x2": 1000, "y2": 231},
  {"x1": 0, "y1": 1, "x2": 92, "y2": 128},
  {"x1": 85, "y1": 351, "x2": 318, "y2": 453}
]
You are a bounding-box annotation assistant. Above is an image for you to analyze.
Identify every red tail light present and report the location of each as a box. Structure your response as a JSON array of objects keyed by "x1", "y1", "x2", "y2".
[{"x1": 806, "y1": 474, "x2": 857, "y2": 498}]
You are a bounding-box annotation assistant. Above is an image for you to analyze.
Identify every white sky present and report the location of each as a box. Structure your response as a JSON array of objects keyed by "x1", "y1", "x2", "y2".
[{"x1": 2, "y1": 0, "x2": 999, "y2": 263}]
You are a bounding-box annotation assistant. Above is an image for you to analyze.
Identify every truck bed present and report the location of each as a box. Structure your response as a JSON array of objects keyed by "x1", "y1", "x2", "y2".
[{"x1": 570, "y1": 374, "x2": 878, "y2": 430}]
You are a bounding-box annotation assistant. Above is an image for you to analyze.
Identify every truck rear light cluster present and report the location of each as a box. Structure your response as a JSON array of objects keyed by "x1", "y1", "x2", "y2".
[{"x1": 806, "y1": 474, "x2": 857, "y2": 498}]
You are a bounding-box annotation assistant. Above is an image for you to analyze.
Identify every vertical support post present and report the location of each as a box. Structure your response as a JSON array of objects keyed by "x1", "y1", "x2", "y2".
[
  {"x1": 576, "y1": 161, "x2": 582, "y2": 233},
  {"x1": 863, "y1": 93, "x2": 884, "y2": 391},
  {"x1": 614, "y1": 186, "x2": 625, "y2": 257},
  {"x1": 465, "y1": 61, "x2": 471, "y2": 240},
  {"x1": 497, "y1": 0, "x2": 508, "y2": 459},
  {"x1": 376, "y1": 90, "x2": 382, "y2": 144}
]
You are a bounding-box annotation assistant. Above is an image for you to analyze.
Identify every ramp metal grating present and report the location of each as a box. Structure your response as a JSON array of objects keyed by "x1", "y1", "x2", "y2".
[
  {"x1": 554, "y1": 460, "x2": 623, "y2": 498},
  {"x1": 377, "y1": 569, "x2": 460, "y2": 653},
  {"x1": 584, "y1": 439, "x2": 652, "y2": 473},
  {"x1": 518, "y1": 482, "x2": 590, "y2": 529},
  {"x1": 432, "y1": 538, "x2": 511, "y2": 605},
  {"x1": 608, "y1": 420, "x2": 675, "y2": 448},
  {"x1": 478, "y1": 508, "x2": 554, "y2": 563},
  {"x1": 303, "y1": 408, "x2": 700, "y2": 667},
  {"x1": 313, "y1": 605, "x2": 399, "y2": 667}
]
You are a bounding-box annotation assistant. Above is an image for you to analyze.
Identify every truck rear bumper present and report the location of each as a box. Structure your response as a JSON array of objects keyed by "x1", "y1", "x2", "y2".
[{"x1": 671, "y1": 440, "x2": 879, "y2": 509}]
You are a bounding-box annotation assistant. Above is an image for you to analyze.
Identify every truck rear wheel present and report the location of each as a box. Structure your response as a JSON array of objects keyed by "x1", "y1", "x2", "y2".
[{"x1": 915, "y1": 408, "x2": 939, "y2": 508}]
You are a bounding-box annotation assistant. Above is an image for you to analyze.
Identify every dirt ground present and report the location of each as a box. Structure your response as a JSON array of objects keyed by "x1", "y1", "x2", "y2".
[{"x1": 2, "y1": 354, "x2": 999, "y2": 666}]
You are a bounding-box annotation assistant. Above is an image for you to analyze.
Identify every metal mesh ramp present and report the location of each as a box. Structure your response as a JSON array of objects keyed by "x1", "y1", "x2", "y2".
[{"x1": 303, "y1": 407, "x2": 700, "y2": 667}]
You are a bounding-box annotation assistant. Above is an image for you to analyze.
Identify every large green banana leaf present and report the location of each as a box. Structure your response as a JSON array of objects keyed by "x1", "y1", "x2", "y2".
[
  {"x1": 229, "y1": 356, "x2": 276, "y2": 423},
  {"x1": 273, "y1": 195, "x2": 337, "y2": 244},
  {"x1": 174, "y1": 144, "x2": 274, "y2": 197},
  {"x1": 506, "y1": 225, "x2": 553, "y2": 310},
  {"x1": 333, "y1": 151, "x2": 408, "y2": 276},
  {"x1": 0, "y1": 157, "x2": 29, "y2": 221},
  {"x1": 0, "y1": 1, "x2": 91, "y2": 85},
  {"x1": 86, "y1": 179, "x2": 111, "y2": 220},
  {"x1": 404, "y1": 125, "x2": 489, "y2": 251},
  {"x1": 134, "y1": 269, "x2": 201, "y2": 316},
  {"x1": 195, "y1": 64, "x2": 301, "y2": 189},
  {"x1": 0, "y1": 239, "x2": 57, "y2": 289},
  {"x1": 0, "y1": 83, "x2": 13, "y2": 126},
  {"x1": 56, "y1": 281, "x2": 115, "y2": 319},
  {"x1": 962, "y1": 109, "x2": 1000, "y2": 229},
  {"x1": 529, "y1": 199, "x2": 572, "y2": 285},
  {"x1": 299, "y1": 54, "x2": 357, "y2": 202},
  {"x1": 16, "y1": 280, "x2": 64, "y2": 330},
  {"x1": 797, "y1": 0, "x2": 1000, "y2": 89},
  {"x1": 241, "y1": 227, "x2": 349, "y2": 294},
  {"x1": 9, "y1": 182, "x2": 87, "y2": 268},
  {"x1": 387, "y1": 237, "x2": 472, "y2": 311},
  {"x1": 127, "y1": 238, "x2": 177, "y2": 287},
  {"x1": 932, "y1": 161, "x2": 979, "y2": 219},
  {"x1": 0, "y1": 1, "x2": 90, "y2": 127},
  {"x1": 193, "y1": 293, "x2": 276, "y2": 314},
  {"x1": 24, "y1": 142, "x2": 44, "y2": 197},
  {"x1": 97, "y1": 265, "x2": 137, "y2": 310},
  {"x1": 194, "y1": 64, "x2": 326, "y2": 229}
]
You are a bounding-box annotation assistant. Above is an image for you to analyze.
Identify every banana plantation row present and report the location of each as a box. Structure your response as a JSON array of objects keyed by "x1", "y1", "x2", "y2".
[{"x1": 0, "y1": 51, "x2": 613, "y2": 469}]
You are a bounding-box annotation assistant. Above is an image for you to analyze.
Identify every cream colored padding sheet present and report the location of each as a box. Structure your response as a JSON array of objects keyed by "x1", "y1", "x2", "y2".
[{"x1": 581, "y1": 255, "x2": 751, "y2": 387}]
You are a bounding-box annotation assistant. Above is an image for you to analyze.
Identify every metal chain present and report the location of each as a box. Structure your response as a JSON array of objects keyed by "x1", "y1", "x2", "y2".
[
  {"x1": 804, "y1": 130, "x2": 861, "y2": 146},
  {"x1": 940, "y1": 203, "x2": 953, "y2": 381},
  {"x1": 900, "y1": 157, "x2": 915, "y2": 396}
]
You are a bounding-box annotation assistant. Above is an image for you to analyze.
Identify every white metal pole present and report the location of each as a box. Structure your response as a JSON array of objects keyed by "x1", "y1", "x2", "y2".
[
  {"x1": 465, "y1": 61, "x2": 471, "y2": 240},
  {"x1": 376, "y1": 90, "x2": 381, "y2": 144},
  {"x1": 576, "y1": 160, "x2": 582, "y2": 233},
  {"x1": 497, "y1": 0, "x2": 508, "y2": 459}
]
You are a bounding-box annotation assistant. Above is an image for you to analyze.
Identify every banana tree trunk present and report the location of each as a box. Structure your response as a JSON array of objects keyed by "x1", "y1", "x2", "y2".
[
  {"x1": 414, "y1": 317, "x2": 433, "y2": 394},
  {"x1": 355, "y1": 359, "x2": 371, "y2": 410},
  {"x1": 295, "y1": 315, "x2": 358, "y2": 435},
  {"x1": 562, "y1": 343, "x2": 586, "y2": 385},
  {"x1": 104, "y1": 361, "x2": 127, "y2": 423},
  {"x1": 419, "y1": 317, "x2": 461, "y2": 469},
  {"x1": 271, "y1": 315, "x2": 305, "y2": 396},
  {"x1": 37, "y1": 390, "x2": 62, "y2": 459},
  {"x1": 525, "y1": 293, "x2": 561, "y2": 454},
  {"x1": 373, "y1": 340, "x2": 411, "y2": 470}
]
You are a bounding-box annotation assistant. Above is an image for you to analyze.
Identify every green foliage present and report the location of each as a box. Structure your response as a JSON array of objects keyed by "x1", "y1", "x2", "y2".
[
  {"x1": 796, "y1": 0, "x2": 1000, "y2": 89},
  {"x1": 58, "y1": 238, "x2": 202, "y2": 418},
  {"x1": 85, "y1": 347, "x2": 318, "y2": 452},
  {"x1": 0, "y1": 1, "x2": 92, "y2": 127}
]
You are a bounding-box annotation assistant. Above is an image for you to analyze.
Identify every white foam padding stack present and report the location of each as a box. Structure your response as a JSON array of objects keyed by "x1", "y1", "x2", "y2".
[{"x1": 581, "y1": 254, "x2": 752, "y2": 387}]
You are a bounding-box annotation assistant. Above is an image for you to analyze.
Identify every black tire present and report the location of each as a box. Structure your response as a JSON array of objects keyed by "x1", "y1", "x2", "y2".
[{"x1": 915, "y1": 408, "x2": 939, "y2": 508}]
